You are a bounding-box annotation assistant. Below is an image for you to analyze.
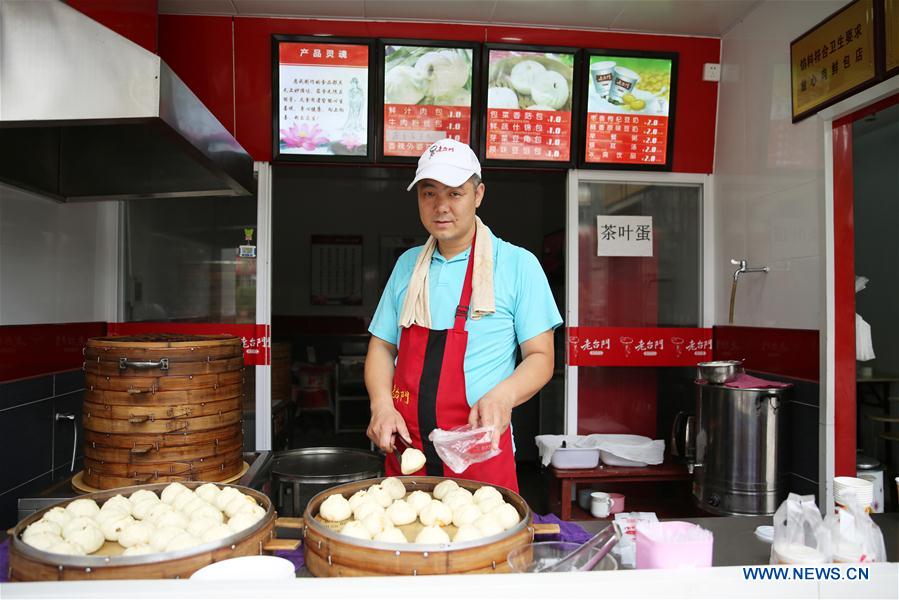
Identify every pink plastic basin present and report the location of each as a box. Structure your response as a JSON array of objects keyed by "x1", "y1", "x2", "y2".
[{"x1": 635, "y1": 521, "x2": 713, "y2": 569}]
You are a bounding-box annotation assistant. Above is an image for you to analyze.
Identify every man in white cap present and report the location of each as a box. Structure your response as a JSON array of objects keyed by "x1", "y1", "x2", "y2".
[{"x1": 364, "y1": 139, "x2": 562, "y2": 491}]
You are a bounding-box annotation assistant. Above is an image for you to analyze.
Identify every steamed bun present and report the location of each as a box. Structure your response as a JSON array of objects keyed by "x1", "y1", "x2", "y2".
[
  {"x1": 348, "y1": 490, "x2": 369, "y2": 510},
  {"x1": 489, "y1": 503, "x2": 520, "y2": 530},
  {"x1": 406, "y1": 490, "x2": 432, "y2": 515},
  {"x1": 452, "y1": 525, "x2": 482, "y2": 542},
  {"x1": 62, "y1": 517, "x2": 104, "y2": 553},
  {"x1": 100, "y1": 514, "x2": 136, "y2": 542},
  {"x1": 101, "y1": 494, "x2": 132, "y2": 514},
  {"x1": 23, "y1": 519, "x2": 61, "y2": 539},
  {"x1": 122, "y1": 544, "x2": 154, "y2": 556},
  {"x1": 473, "y1": 486, "x2": 502, "y2": 506},
  {"x1": 385, "y1": 499, "x2": 416, "y2": 526},
  {"x1": 443, "y1": 488, "x2": 474, "y2": 511},
  {"x1": 380, "y1": 477, "x2": 406, "y2": 500},
  {"x1": 365, "y1": 484, "x2": 393, "y2": 508},
  {"x1": 228, "y1": 511, "x2": 263, "y2": 533},
  {"x1": 47, "y1": 540, "x2": 87, "y2": 555},
  {"x1": 201, "y1": 523, "x2": 234, "y2": 543},
  {"x1": 186, "y1": 516, "x2": 220, "y2": 538},
  {"x1": 419, "y1": 500, "x2": 453, "y2": 527},
  {"x1": 41, "y1": 507, "x2": 74, "y2": 528},
  {"x1": 414, "y1": 525, "x2": 450, "y2": 544},
  {"x1": 161, "y1": 482, "x2": 190, "y2": 505},
  {"x1": 353, "y1": 500, "x2": 384, "y2": 522},
  {"x1": 66, "y1": 498, "x2": 100, "y2": 518},
  {"x1": 195, "y1": 483, "x2": 222, "y2": 504},
  {"x1": 400, "y1": 448, "x2": 426, "y2": 475},
  {"x1": 23, "y1": 532, "x2": 64, "y2": 552},
  {"x1": 319, "y1": 494, "x2": 353, "y2": 522},
  {"x1": 164, "y1": 532, "x2": 200, "y2": 552},
  {"x1": 129, "y1": 489, "x2": 159, "y2": 506},
  {"x1": 452, "y1": 503, "x2": 482, "y2": 528},
  {"x1": 373, "y1": 526, "x2": 408, "y2": 544},
  {"x1": 150, "y1": 526, "x2": 185, "y2": 552},
  {"x1": 361, "y1": 512, "x2": 390, "y2": 536},
  {"x1": 155, "y1": 511, "x2": 189, "y2": 530},
  {"x1": 339, "y1": 520, "x2": 372, "y2": 540},
  {"x1": 474, "y1": 513, "x2": 504, "y2": 537},
  {"x1": 119, "y1": 521, "x2": 155, "y2": 548},
  {"x1": 433, "y1": 480, "x2": 459, "y2": 500}
]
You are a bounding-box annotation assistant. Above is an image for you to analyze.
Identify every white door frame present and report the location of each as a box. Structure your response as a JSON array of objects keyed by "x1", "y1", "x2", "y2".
[
  {"x1": 817, "y1": 76, "x2": 899, "y2": 510},
  {"x1": 255, "y1": 161, "x2": 274, "y2": 451},
  {"x1": 564, "y1": 170, "x2": 713, "y2": 435}
]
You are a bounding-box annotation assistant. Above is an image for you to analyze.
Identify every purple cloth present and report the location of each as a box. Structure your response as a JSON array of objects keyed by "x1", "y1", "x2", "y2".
[
  {"x1": 274, "y1": 541, "x2": 304, "y2": 572},
  {"x1": 724, "y1": 373, "x2": 789, "y2": 389},
  {"x1": 533, "y1": 513, "x2": 592, "y2": 544},
  {"x1": 0, "y1": 538, "x2": 9, "y2": 583}
]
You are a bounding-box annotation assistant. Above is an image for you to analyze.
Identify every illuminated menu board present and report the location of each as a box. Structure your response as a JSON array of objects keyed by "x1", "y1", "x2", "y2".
[
  {"x1": 274, "y1": 37, "x2": 373, "y2": 161},
  {"x1": 484, "y1": 48, "x2": 576, "y2": 163},
  {"x1": 583, "y1": 52, "x2": 677, "y2": 169},
  {"x1": 381, "y1": 43, "x2": 475, "y2": 158}
]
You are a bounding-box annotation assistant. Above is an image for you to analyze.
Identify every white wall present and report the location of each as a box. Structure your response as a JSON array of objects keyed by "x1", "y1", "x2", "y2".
[
  {"x1": 714, "y1": 0, "x2": 846, "y2": 329},
  {"x1": 0, "y1": 185, "x2": 115, "y2": 325}
]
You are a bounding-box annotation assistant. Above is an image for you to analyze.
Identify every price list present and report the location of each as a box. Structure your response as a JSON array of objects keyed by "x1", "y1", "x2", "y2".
[
  {"x1": 486, "y1": 109, "x2": 570, "y2": 162},
  {"x1": 586, "y1": 113, "x2": 669, "y2": 165},
  {"x1": 384, "y1": 105, "x2": 470, "y2": 157}
]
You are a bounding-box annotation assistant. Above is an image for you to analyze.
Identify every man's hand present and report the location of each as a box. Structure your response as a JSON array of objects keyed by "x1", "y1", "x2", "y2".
[
  {"x1": 367, "y1": 405, "x2": 412, "y2": 453},
  {"x1": 468, "y1": 389, "x2": 515, "y2": 450}
]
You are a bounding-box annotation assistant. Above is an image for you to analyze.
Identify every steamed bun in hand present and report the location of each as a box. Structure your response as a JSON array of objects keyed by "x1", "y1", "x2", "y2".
[{"x1": 400, "y1": 448, "x2": 426, "y2": 475}]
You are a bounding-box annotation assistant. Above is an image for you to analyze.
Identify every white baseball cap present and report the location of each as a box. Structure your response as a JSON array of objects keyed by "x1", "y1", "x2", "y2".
[{"x1": 406, "y1": 139, "x2": 481, "y2": 191}]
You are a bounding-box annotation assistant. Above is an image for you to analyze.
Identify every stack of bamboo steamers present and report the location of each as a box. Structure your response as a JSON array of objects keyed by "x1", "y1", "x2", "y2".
[{"x1": 81, "y1": 335, "x2": 245, "y2": 489}]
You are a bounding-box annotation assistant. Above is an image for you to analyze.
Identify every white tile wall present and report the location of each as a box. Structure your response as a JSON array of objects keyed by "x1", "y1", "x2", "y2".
[
  {"x1": 0, "y1": 186, "x2": 111, "y2": 325},
  {"x1": 713, "y1": 0, "x2": 845, "y2": 330}
]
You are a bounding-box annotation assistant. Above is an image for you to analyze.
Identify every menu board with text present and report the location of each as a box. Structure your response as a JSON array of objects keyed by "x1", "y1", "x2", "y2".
[
  {"x1": 583, "y1": 53, "x2": 676, "y2": 168},
  {"x1": 485, "y1": 49, "x2": 575, "y2": 163},
  {"x1": 275, "y1": 39, "x2": 371, "y2": 159},
  {"x1": 382, "y1": 44, "x2": 474, "y2": 158}
]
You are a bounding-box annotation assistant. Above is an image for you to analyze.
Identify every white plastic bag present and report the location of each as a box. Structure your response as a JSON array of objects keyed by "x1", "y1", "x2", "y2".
[
  {"x1": 825, "y1": 489, "x2": 886, "y2": 563},
  {"x1": 428, "y1": 425, "x2": 500, "y2": 473},
  {"x1": 770, "y1": 493, "x2": 833, "y2": 564},
  {"x1": 612, "y1": 512, "x2": 658, "y2": 568}
]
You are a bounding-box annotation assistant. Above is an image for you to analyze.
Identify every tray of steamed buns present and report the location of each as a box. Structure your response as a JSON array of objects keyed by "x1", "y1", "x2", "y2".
[
  {"x1": 8, "y1": 481, "x2": 298, "y2": 581},
  {"x1": 302, "y1": 476, "x2": 557, "y2": 576}
]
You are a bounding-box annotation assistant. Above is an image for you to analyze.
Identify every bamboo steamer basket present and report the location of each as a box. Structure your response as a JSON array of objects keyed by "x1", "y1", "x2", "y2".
[
  {"x1": 7, "y1": 482, "x2": 301, "y2": 582},
  {"x1": 302, "y1": 476, "x2": 558, "y2": 577},
  {"x1": 82, "y1": 335, "x2": 245, "y2": 489}
]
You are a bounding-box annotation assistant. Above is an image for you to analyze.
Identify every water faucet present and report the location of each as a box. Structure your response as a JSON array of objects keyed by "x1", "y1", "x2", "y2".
[{"x1": 731, "y1": 258, "x2": 769, "y2": 281}]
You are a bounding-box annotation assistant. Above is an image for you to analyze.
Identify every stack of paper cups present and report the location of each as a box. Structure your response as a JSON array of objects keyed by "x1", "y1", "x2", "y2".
[{"x1": 834, "y1": 476, "x2": 875, "y2": 512}]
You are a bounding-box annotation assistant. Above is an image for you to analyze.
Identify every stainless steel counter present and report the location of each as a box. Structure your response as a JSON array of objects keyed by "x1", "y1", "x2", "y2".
[{"x1": 575, "y1": 513, "x2": 899, "y2": 566}]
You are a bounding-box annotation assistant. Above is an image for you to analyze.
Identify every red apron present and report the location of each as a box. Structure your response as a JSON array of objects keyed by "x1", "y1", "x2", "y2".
[{"x1": 384, "y1": 232, "x2": 518, "y2": 492}]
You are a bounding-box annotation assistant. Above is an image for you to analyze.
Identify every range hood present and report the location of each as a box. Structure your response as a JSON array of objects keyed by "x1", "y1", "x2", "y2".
[{"x1": 0, "y1": 0, "x2": 254, "y2": 202}]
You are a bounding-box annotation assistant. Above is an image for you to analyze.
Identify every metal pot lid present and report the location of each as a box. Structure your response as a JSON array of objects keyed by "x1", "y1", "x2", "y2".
[
  {"x1": 272, "y1": 447, "x2": 382, "y2": 480},
  {"x1": 856, "y1": 453, "x2": 881, "y2": 470}
]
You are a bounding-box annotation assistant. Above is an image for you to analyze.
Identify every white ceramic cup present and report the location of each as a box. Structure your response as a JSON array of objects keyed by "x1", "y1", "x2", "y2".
[{"x1": 591, "y1": 491, "x2": 612, "y2": 518}]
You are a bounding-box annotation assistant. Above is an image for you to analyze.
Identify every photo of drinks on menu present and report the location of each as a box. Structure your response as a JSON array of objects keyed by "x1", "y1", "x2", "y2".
[
  {"x1": 485, "y1": 48, "x2": 575, "y2": 162},
  {"x1": 584, "y1": 53, "x2": 676, "y2": 167}
]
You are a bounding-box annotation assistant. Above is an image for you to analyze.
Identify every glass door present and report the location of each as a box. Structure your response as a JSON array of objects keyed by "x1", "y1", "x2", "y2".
[{"x1": 566, "y1": 172, "x2": 706, "y2": 438}]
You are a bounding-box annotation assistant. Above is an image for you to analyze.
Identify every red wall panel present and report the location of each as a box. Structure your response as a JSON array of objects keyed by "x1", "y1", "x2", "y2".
[
  {"x1": 0, "y1": 322, "x2": 107, "y2": 382},
  {"x1": 153, "y1": 16, "x2": 720, "y2": 169},
  {"x1": 158, "y1": 15, "x2": 236, "y2": 134},
  {"x1": 66, "y1": 0, "x2": 158, "y2": 53}
]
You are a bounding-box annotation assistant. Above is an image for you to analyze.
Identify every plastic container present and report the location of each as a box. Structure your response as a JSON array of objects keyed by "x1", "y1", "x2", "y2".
[
  {"x1": 507, "y1": 541, "x2": 618, "y2": 573},
  {"x1": 550, "y1": 447, "x2": 600, "y2": 469},
  {"x1": 771, "y1": 544, "x2": 827, "y2": 565},
  {"x1": 635, "y1": 521, "x2": 713, "y2": 569},
  {"x1": 834, "y1": 476, "x2": 874, "y2": 512},
  {"x1": 599, "y1": 450, "x2": 647, "y2": 467}
]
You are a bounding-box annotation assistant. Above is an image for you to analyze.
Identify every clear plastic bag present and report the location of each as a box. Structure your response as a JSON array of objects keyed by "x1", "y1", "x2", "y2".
[
  {"x1": 770, "y1": 493, "x2": 833, "y2": 564},
  {"x1": 428, "y1": 425, "x2": 501, "y2": 473},
  {"x1": 824, "y1": 489, "x2": 886, "y2": 563}
]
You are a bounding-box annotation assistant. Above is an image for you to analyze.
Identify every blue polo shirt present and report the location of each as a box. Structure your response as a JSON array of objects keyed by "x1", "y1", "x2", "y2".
[{"x1": 369, "y1": 230, "x2": 563, "y2": 407}]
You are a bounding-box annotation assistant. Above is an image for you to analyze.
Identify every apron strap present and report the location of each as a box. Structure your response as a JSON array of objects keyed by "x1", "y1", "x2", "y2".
[{"x1": 454, "y1": 230, "x2": 476, "y2": 332}]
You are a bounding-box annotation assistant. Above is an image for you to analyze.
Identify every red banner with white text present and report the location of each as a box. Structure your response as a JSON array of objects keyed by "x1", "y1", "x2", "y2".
[{"x1": 568, "y1": 327, "x2": 712, "y2": 367}]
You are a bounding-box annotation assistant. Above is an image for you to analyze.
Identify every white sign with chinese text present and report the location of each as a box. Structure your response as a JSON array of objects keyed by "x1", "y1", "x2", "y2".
[{"x1": 596, "y1": 215, "x2": 653, "y2": 257}]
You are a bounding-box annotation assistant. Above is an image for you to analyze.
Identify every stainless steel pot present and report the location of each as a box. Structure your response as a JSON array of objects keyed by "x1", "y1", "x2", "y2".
[
  {"x1": 693, "y1": 381, "x2": 790, "y2": 515},
  {"x1": 271, "y1": 447, "x2": 383, "y2": 517},
  {"x1": 696, "y1": 360, "x2": 743, "y2": 384}
]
